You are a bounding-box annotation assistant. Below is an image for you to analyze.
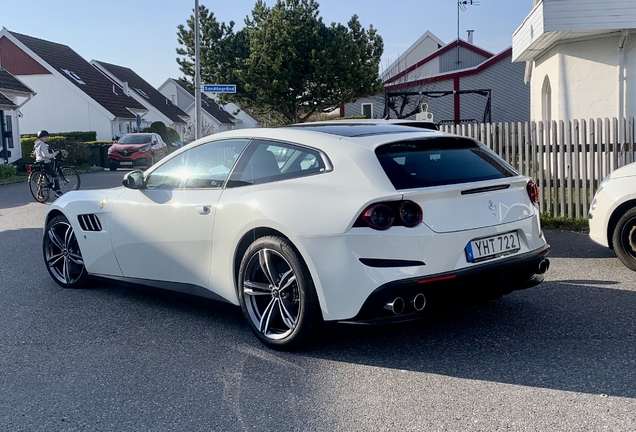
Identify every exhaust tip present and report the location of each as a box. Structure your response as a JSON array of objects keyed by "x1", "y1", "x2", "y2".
[
  {"x1": 412, "y1": 293, "x2": 426, "y2": 311},
  {"x1": 384, "y1": 297, "x2": 405, "y2": 314},
  {"x1": 538, "y1": 259, "x2": 550, "y2": 274}
]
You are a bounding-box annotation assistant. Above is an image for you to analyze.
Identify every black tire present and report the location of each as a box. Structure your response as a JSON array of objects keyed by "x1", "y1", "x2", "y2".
[
  {"x1": 28, "y1": 171, "x2": 50, "y2": 203},
  {"x1": 238, "y1": 236, "x2": 322, "y2": 350},
  {"x1": 58, "y1": 167, "x2": 81, "y2": 194},
  {"x1": 43, "y1": 214, "x2": 88, "y2": 288},
  {"x1": 612, "y1": 207, "x2": 636, "y2": 271},
  {"x1": 109, "y1": 165, "x2": 117, "y2": 171}
]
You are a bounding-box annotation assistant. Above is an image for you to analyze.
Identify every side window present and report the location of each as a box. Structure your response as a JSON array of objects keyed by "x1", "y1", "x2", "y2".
[
  {"x1": 145, "y1": 138, "x2": 249, "y2": 189},
  {"x1": 232, "y1": 139, "x2": 326, "y2": 186}
]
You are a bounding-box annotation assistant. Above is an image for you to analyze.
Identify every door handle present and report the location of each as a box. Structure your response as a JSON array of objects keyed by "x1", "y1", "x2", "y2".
[{"x1": 196, "y1": 205, "x2": 211, "y2": 215}]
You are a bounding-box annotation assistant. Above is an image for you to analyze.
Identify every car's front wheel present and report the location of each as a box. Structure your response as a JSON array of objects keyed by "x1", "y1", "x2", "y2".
[
  {"x1": 238, "y1": 236, "x2": 321, "y2": 350},
  {"x1": 43, "y1": 215, "x2": 88, "y2": 288},
  {"x1": 613, "y1": 207, "x2": 636, "y2": 271}
]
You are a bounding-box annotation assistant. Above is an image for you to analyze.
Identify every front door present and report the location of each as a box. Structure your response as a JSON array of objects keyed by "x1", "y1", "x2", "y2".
[{"x1": 110, "y1": 138, "x2": 250, "y2": 289}]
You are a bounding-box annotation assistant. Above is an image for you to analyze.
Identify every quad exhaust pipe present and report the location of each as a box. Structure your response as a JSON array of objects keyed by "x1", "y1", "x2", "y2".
[
  {"x1": 384, "y1": 293, "x2": 426, "y2": 315},
  {"x1": 384, "y1": 297, "x2": 405, "y2": 314},
  {"x1": 411, "y1": 293, "x2": 426, "y2": 311},
  {"x1": 538, "y1": 259, "x2": 550, "y2": 274}
]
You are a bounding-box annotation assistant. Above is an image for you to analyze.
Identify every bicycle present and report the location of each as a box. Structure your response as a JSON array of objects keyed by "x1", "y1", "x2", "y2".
[{"x1": 27, "y1": 149, "x2": 81, "y2": 203}]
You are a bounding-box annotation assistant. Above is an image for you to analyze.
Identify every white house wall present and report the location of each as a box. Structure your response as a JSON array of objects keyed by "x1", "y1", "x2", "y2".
[
  {"x1": 383, "y1": 36, "x2": 441, "y2": 79},
  {"x1": 625, "y1": 36, "x2": 636, "y2": 119},
  {"x1": 530, "y1": 35, "x2": 630, "y2": 122},
  {"x1": 224, "y1": 102, "x2": 258, "y2": 129},
  {"x1": 16, "y1": 74, "x2": 112, "y2": 139},
  {"x1": 158, "y1": 80, "x2": 194, "y2": 113},
  {"x1": 3, "y1": 109, "x2": 22, "y2": 163}
]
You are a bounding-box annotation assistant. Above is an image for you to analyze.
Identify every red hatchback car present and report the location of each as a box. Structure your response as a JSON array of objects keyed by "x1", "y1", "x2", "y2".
[{"x1": 107, "y1": 133, "x2": 168, "y2": 171}]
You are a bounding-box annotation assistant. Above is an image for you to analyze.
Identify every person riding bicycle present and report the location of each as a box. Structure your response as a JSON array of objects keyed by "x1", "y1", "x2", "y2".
[{"x1": 33, "y1": 130, "x2": 62, "y2": 197}]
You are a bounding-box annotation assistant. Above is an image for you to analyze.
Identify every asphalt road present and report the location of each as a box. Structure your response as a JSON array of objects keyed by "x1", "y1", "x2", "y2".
[{"x1": 1, "y1": 171, "x2": 635, "y2": 431}]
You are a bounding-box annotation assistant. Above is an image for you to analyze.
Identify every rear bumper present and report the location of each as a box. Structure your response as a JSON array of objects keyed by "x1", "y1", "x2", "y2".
[{"x1": 343, "y1": 244, "x2": 550, "y2": 323}]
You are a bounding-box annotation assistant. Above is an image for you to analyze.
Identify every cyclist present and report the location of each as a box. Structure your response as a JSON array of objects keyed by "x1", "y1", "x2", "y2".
[{"x1": 33, "y1": 130, "x2": 62, "y2": 197}]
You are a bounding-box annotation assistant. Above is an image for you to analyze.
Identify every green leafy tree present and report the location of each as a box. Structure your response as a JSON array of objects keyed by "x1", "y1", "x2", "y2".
[{"x1": 176, "y1": 0, "x2": 384, "y2": 124}]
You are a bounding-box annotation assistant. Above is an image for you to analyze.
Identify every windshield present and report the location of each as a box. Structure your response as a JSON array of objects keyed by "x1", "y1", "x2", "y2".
[{"x1": 117, "y1": 134, "x2": 152, "y2": 144}]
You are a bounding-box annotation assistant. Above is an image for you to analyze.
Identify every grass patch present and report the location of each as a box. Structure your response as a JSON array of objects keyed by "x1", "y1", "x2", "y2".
[
  {"x1": 0, "y1": 174, "x2": 28, "y2": 185},
  {"x1": 540, "y1": 214, "x2": 589, "y2": 233}
]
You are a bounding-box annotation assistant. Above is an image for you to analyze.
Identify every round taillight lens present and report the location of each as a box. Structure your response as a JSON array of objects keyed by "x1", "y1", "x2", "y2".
[
  {"x1": 527, "y1": 180, "x2": 539, "y2": 204},
  {"x1": 362, "y1": 204, "x2": 394, "y2": 230},
  {"x1": 399, "y1": 201, "x2": 423, "y2": 227}
]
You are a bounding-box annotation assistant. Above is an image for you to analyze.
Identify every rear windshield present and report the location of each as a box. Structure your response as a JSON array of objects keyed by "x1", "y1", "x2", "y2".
[
  {"x1": 118, "y1": 134, "x2": 152, "y2": 144},
  {"x1": 376, "y1": 137, "x2": 514, "y2": 190}
]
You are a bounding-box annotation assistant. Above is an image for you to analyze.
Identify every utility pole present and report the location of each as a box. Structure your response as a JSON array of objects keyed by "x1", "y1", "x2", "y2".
[{"x1": 195, "y1": 0, "x2": 202, "y2": 140}]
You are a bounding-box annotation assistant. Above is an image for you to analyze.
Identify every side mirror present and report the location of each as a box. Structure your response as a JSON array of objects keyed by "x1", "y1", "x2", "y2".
[{"x1": 122, "y1": 170, "x2": 145, "y2": 189}]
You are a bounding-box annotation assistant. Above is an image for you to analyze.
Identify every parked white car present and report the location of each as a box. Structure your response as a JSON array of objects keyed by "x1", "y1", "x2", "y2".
[
  {"x1": 589, "y1": 162, "x2": 636, "y2": 270},
  {"x1": 42, "y1": 123, "x2": 550, "y2": 349}
]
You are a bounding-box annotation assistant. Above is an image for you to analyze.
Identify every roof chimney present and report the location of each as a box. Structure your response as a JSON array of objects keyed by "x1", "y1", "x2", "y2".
[{"x1": 467, "y1": 30, "x2": 474, "y2": 44}]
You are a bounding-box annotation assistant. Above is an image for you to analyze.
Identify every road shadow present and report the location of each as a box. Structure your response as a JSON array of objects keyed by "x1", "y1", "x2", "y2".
[{"x1": 303, "y1": 279, "x2": 636, "y2": 399}]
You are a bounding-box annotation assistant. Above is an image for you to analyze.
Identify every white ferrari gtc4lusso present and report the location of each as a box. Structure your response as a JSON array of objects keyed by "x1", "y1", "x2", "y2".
[{"x1": 42, "y1": 123, "x2": 550, "y2": 349}]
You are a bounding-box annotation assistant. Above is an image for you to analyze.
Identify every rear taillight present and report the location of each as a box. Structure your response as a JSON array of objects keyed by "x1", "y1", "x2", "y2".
[
  {"x1": 527, "y1": 180, "x2": 539, "y2": 204},
  {"x1": 355, "y1": 200, "x2": 423, "y2": 230},
  {"x1": 26, "y1": 165, "x2": 32, "y2": 174},
  {"x1": 399, "y1": 201, "x2": 423, "y2": 227},
  {"x1": 361, "y1": 204, "x2": 394, "y2": 230}
]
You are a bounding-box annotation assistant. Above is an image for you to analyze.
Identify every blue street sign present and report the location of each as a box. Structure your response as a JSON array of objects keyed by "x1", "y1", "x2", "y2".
[
  {"x1": 203, "y1": 84, "x2": 236, "y2": 93},
  {"x1": 135, "y1": 114, "x2": 141, "y2": 129}
]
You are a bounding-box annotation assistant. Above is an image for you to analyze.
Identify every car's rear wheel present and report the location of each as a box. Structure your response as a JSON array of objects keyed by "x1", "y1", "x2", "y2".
[
  {"x1": 238, "y1": 236, "x2": 321, "y2": 350},
  {"x1": 613, "y1": 207, "x2": 636, "y2": 271},
  {"x1": 43, "y1": 215, "x2": 88, "y2": 288}
]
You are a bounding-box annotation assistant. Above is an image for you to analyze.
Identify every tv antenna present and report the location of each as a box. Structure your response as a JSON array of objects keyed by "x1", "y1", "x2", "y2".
[{"x1": 457, "y1": 0, "x2": 480, "y2": 67}]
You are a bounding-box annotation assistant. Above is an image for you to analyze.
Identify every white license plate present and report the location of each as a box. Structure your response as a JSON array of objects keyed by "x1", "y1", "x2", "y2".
[
  {"x1": 119, "y1": 161, "x2": 133, "y2": 165},
  {"x1": 465, "y1": 231, "x2": 520, "y2": 263}
]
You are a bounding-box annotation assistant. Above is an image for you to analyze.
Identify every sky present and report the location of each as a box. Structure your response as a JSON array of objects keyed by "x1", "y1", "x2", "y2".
[{"x1": 1, "y1": 0, "x2": 533, "y2": 88}]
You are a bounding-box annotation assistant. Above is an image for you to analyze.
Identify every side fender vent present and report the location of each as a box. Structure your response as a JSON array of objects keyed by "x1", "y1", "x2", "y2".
[{"x1": 78, "y1": 214, "x2": 102, "y2": 232}]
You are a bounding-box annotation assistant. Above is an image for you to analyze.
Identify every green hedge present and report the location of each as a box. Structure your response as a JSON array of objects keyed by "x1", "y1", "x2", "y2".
[
  {"x1": 21, "y1": 131, "x2": 97, "y2": 141},
  {"x1": 0, "y1": 164, "x2": 17, "y2": 179},
  {"x1": 84, "y1": 141, "x2": 115, "y2": 146},
  {"x1": 21, "y1": 135, "x2": 67, "y2": 159}
]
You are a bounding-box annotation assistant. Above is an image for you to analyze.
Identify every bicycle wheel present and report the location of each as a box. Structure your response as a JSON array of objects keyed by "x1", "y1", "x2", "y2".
[
  {"x1": 28, "y1": 171, "x2": 50, "y2": 203},
  {"x1": 58, "y1": 167, "x2": 81, "y2": 194}
]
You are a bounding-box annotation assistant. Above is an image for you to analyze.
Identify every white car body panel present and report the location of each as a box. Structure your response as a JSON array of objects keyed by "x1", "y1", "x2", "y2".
[{"x1": 110, "y1": 188, "x2": 221, "y2": 288}]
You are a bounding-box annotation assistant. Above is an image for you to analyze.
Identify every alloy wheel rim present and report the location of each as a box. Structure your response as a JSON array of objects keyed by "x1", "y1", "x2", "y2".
[
  {"x1": 45, "y1": 221, "x2": 85, "y2": 285},
  {"x1": 242, "y1": 248, "x2": 300, "y2": 340}
]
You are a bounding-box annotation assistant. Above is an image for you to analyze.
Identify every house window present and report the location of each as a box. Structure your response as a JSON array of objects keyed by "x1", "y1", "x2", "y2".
[
  {"x1": 361, "y1": 103, "x2": 373, "y2": 119},
  {"x1": 5, "y1": 115, "x2": 13, "y2": 148},
  {"x1": 62, "y1": 69, "x2": 85, "y2": 85},
  {"x1": 542, "y1": 76, "x2": 551, "y2": 122}
]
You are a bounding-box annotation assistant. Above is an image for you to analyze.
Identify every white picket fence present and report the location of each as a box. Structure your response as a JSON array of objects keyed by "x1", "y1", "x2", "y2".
[{"x1": 440, "y1": 117, "x2": 636, "y2": 218}]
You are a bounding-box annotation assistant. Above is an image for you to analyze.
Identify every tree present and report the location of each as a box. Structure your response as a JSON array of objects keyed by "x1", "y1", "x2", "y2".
[{"x1": 176, "y1": 0, "x2": 384, "y2": 124}]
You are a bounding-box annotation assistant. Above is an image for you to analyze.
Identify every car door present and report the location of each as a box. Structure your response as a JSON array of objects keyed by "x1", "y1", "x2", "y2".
[{"x1": 110, "y1": 138, "x2": 250, "y2": 289}]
